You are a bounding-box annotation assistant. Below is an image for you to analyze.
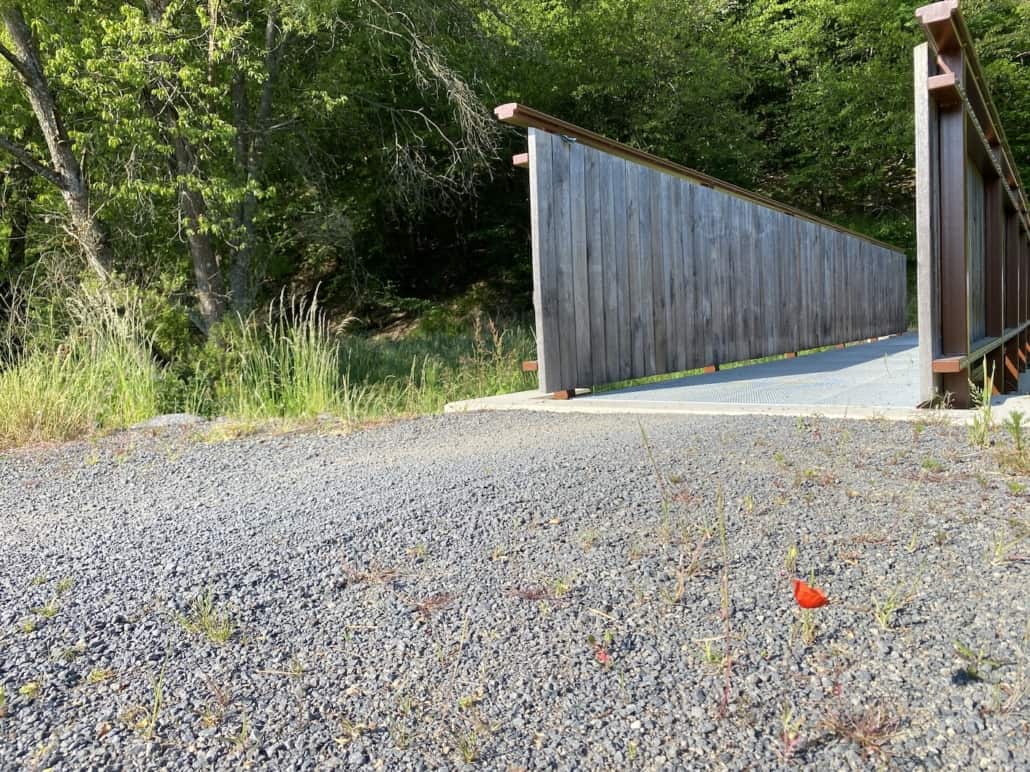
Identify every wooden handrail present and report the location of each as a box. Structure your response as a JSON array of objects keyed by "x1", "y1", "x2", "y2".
[
  {"x1": 495, "y1": 103, "x2": 903, "y2": 254},
  {"x1": 932, "y1": 322, "x2": 1030, "y2": 373}
]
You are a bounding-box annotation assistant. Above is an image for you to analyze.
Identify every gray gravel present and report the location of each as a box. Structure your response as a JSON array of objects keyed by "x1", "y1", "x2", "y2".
[{"x1": 0, "y1": 411, "x2": 1028, "y2": 770}]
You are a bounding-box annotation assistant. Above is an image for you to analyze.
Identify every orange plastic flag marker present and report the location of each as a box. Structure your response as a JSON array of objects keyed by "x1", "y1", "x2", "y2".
[{"x1": 793, "y1": 578, "x2": 829, "y2": 609}]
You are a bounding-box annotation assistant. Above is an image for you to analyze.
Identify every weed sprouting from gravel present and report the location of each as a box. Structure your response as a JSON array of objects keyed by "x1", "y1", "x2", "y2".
[
  {"x1": 820, "y1": 704, "x2": 901, "y2": 759},
  {"x1": 334, "y1": 716, "x2": 370, "y2": 747},
  {"x1": 953, "y1": 641, "x2": 1005, "y2": 683},
  {"x1": 799, "y1": 609, "x2": 818, "y2": 646},
  {"x1": 230, "y1": 716, "x2": 253, "y2": 755},
  {"x1": 18, "y1": 681, "x2": 40, "y2": 700},
  {"x1": 988, "y1": 523, "x2": 1029, "y2": 565},
  {"x1": 31, "y1": 597, "x2": 60, "y2": 619},
  {"x1": 342, "y1": 562, "x2": 400, "y2": 586},
  {"x1": 143, "y1": 669, "x2": 165, "y2": 739},
  {"x1": 579, "y1": 529, "x2": 599, "y2": 551},
  {"x1": 178, "y1": 589, "x2": 234, "y2": 645},
  {"x1": 639, "y1": 421, "x2": 673, "y2": 535},
  {"x1": 0, "y1": 686, "x2": 7, "y2": 718},
  {"x1": 784, "y1": 543, "x2": 798, "y2": 576},
  {"x1": 455, "y1": 729, "x2": 480, "y2": 763},
  {"x1": 415, "y1": 592, "x2": 454, "y2": 621},
  {"x1": 1003, "y1": 411, "x2": 1027, "y2": 453},
  {"x1": 85, "y1": 668, "x2": 115, "y2": 685},
  {"x1": 778, "y1": 702, "x2": 804, "y2": 763},
  {"x1": 871, "y1": 564, "x2": 925, "y2": 630},
  {"x1": 968, "y1": 361, "x2": 995, "y2": 449}
]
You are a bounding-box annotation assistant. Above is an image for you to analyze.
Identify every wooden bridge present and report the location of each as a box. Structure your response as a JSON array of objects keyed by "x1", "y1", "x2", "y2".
[
  {"x1": 496, "y1": 105, "x2": 908, "y2": 398},
  {"x1": 497, "y1": 0, "x2": 1028, "y2": 410},
  {"x1": 915, "y1": 0, "x2": 1030, "y2": 408}
]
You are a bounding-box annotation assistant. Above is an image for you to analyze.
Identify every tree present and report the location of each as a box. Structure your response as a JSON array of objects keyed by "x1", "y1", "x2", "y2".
[{"x1": 0, "y1": 5, "x2": 113, "y2": 280}]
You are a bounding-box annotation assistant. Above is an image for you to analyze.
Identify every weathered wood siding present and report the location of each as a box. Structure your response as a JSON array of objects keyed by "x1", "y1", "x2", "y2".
[
  {"x1": 966, "y1": 160, "x2": 987, "y2": 343},
  {"x1": 528, "y1": 129, "x2": 909, "y2": 393}
]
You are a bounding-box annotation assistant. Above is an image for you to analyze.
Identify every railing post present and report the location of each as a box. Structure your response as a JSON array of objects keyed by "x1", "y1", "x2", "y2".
[{"x1": 914, "y1": 42, "x2": 943, "y2": 403}]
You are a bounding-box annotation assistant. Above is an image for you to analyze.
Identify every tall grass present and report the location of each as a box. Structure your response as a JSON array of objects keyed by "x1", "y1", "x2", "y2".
[
  {"x1": 1, "y1": 283, "x2": 536, "y2": 448},
  {"x1": 208, "y1": 301, "x2": 536, "y2": 424},
  {"x1": 0, "y1": 289, "x2": 162, "y2": 447},
  {"x1": 338, "y1": 317, "x2": 533, "y2": 415},
  {"x1": 216, "y1": 292, "x2": 342, "y2": 419}
]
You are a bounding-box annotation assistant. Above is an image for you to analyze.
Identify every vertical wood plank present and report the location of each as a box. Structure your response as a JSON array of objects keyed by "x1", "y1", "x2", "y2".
[
  {"x1": 638, "y1": 164, "x2": 657, "y2": 375},
  {"x1": 728, "y1": 195, "x2": 743, "y2": 362},
  {"x1": 528, "y1": 129, "x2": 560, "y2": 392},
  {"x1": 695, "y1": 185, "x2": 716, "y2": 367},
  {"x1": 584, "y1": 145, "x2": 606, "y2": 385},
  {"x1": 680, "y1": 180, "x2": 702, "y2": 370},
  {"x1": 664, "y1": 174, "x2": 685, "y2": 372},
  {"x1": 790, "y1": 218, "x2": 802, "y2": 353},
  {"x1": 717, "y1": 191, "x2": 734, "y2": 366},
  {"x1": 613, "y1": 158, "x2": 632, "y2": 381},
  {"x1": 626, "y1": 160, "x2": 645, "y2": 378},
  {"x1": 600, "y1": 151, "x2": 619, "y2": 383},
  {"x1": 966, "y1": 161, "x2": 987, "y2": 343},
  {"x1": 552, "y1": 135, "x2": 578, "y2": 389},
  {"x1": 569, "y1": 142, "x2": 592, "y2": 386},
  {"x1": 750, "y1": 206, "x2": 767, "y2": 358},
  {"x1": 650, "y1": 168, "x2": 669, "y2": 375}
]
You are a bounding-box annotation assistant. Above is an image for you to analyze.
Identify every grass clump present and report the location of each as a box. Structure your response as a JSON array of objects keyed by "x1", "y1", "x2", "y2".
[
  {"x1": 178, "y1": 589, "x2": 234, "y2": 645},
  {"x1": 215, "y1": 292, "x2": 343, "y2": 420}
]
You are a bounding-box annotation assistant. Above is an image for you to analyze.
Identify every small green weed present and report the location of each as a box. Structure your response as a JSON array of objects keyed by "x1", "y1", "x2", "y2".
[
  {"x1": 954, "y1": 641, "x2": 1004, "y2": 682},
  {"x1": 968, "y1": 359, "x2": 995, "y2": 448},
  {"x1": 455, "y1": 730, "x2": 480, "y2": 763},
  {"x1": 32, "y1": 598, "x2": 60, "y2": 619},
  {"x1": 86, "y1": 668, "x2": 116, "y2": 685},
  {"x1": 178, "y1": 589, "x2": 234, "y2": 645},
  {"x1": 1003, "y1": 410, "x2": 1026, "y2": 452}
]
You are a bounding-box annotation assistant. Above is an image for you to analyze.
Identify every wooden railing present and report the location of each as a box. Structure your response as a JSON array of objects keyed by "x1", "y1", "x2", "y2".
[
  {"x1": 915, "y1": 0, "x2": 1030, "y2": 408},
  {"x1": 497, "y1": 104, "x2": 908, "y2": 395}
]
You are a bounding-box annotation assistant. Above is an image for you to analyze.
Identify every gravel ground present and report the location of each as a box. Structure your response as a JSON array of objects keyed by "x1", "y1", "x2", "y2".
[{"x1": 0, "y1": 411, "x2": 1028, "y2": 770}]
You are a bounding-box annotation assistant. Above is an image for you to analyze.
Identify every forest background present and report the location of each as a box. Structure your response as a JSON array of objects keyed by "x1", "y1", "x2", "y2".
[{"x1": 0, "y1": 0, "x2": 1027, "y2": 444}]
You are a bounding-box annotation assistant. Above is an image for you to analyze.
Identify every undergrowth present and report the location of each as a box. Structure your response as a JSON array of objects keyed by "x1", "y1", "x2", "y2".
[{"x1": 0, "y1": 285, "x2": 535, "y2": 449}]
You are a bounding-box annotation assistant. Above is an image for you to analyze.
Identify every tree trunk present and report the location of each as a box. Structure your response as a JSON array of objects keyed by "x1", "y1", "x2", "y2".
[
  {"x1": 144, "y1": 0, "x2": 226, "y2": 332},
  {"x1": 0, "y1": 6, "x2": 113, "y2": 281},
  {"x1": 229, "y1": 4, "x2": 282, "y2": 314},
  {"x1": 174, "y1": 137, "x2": 227, "y2": 332}
]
